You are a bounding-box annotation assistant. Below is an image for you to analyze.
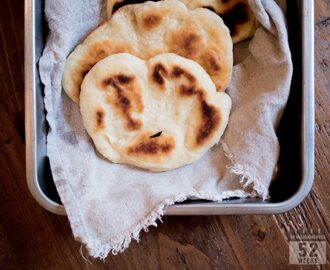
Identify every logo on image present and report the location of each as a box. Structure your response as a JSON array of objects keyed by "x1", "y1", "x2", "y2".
[{"x1": 289, "y1": 230, "x2": 326, "y2": 265}]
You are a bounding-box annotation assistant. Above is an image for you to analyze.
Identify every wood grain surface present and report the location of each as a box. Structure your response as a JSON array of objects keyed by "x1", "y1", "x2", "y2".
[{"x1": 0, "y1": 0, "x2": 329, "y2": 269}]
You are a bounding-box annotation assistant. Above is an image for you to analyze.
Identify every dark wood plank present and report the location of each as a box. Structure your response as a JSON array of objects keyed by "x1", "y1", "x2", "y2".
[{"x1": 0, "y1": 0, "x2": 329, "y2": 269}]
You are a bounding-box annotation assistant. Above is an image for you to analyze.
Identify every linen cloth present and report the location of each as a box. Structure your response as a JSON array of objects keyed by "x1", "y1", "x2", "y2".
[{"x1": 39, "y1": 0, "x2": 292, "y2": 258}]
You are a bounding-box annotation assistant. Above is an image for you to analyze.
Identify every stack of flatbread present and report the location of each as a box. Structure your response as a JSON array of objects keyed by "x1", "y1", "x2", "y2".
[{"x1": 62, "y1": 0, "x2": 258, "y2": 171}]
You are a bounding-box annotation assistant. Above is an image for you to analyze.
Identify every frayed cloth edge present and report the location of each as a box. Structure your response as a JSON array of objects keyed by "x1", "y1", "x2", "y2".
[
  {"x1": 75, "y1": 141, "x2": 271, "y2": 260},
  {"x1": 85, "y1": 188, "x2": 255, "y2": 260},
  {"x1": 221, "y1": 141, "x2": 269, "y2": 200}
]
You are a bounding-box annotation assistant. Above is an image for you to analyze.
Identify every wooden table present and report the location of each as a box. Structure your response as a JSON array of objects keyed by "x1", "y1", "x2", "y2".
[{"x1": 0, "y1": 1, "x2": 329, "y2": 269}]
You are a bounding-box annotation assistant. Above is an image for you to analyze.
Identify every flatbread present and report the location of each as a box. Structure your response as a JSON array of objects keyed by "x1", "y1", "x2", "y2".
[
  {"x1": 80, "y1": 53, "x2": 232, "y2": 171},
  {"x1": 63, "y1": 0, "x2": 233, "y2": 104},
  {"x1": 107, "y1": 0, "x2": 258, "y2": 44}
]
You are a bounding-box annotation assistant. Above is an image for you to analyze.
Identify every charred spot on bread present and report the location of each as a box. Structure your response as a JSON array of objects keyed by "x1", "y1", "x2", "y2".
[
  {"x1": 152, "y1": 63, "x2": 167, "y2": 86},
  {"x1": 201, "y1": 50, "x2": 222, "y2": 74},
  {"x1": 170, "y1": 28, "x2": 203, "y2": 58},
  {"x1": 127, "y1": 118, "x2": 143, "y2": 130},
  {"x1": 181, "y1": 32, "x2": 202, "y2": 56},
  {"x1": 171, "y1": 66, "x2": 196, "y2": 82},
  {"x1": 142, "y1": 14, "x2": 162, "y2": 29},
  {"x1": 95, "y1": 109, "x2": 106, "y2": 129},
  {"x1": 209, "y1": 56, "x2": 221, "y2": 71},
  {"x1": 116, "y1": 88, "x2": 131, "y2": 110},
  {"x1": 114, "y1": 83, "x2": 143, "y2": 130},
  {"x1": 179, "y1": 84, "x2": 197, "y2": 96},
  {"x1": 196, "y1": 101, "x2": 220, "y2": 145},
  {"x1": 178, "y1": 84, "x2": 220, "y2": 146},
  {"x1": 115, "y1": 74, "x2": 134, "y2": 84},
  {"x1": 127, "y1": 133, "x2": 175, "y2": 157},
  {"x1": 220, "y1": 2, "x2": 250, "y2": 37},
  {"x1": 102, "y1": 75, "x2": 143, "y2": 130},
  {"x1": 128, "y1": 141, "x2": 170, "y2": 154},
  {"x1": 102, "y1": 77, "x2": 116, "y2": 88},
  {"x1": 171, "y1": 66, "x2": 184, "y2": 78}
]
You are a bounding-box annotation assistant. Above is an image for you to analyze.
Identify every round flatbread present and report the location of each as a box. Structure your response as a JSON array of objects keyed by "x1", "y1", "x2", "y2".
[
  {"x1": 80, "y1": 53, "x2": 232, "y2": 171},
  {"x1": 107, "y1": 0, "x2": 258, "y2": 44},
  {"x1": 63, "y1": 0, "x2": 233, "y2": 104}
]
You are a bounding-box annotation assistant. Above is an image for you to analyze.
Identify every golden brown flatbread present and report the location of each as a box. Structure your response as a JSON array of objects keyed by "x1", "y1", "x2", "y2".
[
  {"x1": 80, "y1": 53, "x2": 231, "y2": 171},
  {"x1": 63, "y1": 0, "x2": 233, "y2": 104}
]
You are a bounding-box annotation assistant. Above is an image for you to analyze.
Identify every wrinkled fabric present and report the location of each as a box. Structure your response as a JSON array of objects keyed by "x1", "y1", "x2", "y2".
[{"x1": 39, "y1": 0, "x2": 292, "y2": 258}]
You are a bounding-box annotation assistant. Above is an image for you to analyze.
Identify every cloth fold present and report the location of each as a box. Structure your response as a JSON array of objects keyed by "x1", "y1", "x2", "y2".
[{"x1": 39, "y1": 0, "x2": 292, "y2": 258}]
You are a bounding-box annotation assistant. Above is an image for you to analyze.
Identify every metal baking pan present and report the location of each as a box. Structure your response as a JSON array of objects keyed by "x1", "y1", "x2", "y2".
[{"x1": 25, "y1": 0, "x2": 314, "y2": 215}]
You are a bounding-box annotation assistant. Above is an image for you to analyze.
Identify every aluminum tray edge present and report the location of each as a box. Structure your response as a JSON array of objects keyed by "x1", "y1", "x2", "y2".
[{"x1": 25, "y1": 0, "x2": 314, "y2": 216}]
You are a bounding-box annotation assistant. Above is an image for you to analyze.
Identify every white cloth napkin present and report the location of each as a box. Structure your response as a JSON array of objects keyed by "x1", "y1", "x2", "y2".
[{"x1": 39, "y1": 0, "x2": 292, "y2": 259}]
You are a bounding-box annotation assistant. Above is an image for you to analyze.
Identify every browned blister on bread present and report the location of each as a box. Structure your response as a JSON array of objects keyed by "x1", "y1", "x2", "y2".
[{"x1": 80, "y1": 53, "x2": 231, "y2": 171}]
